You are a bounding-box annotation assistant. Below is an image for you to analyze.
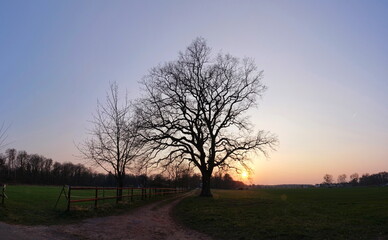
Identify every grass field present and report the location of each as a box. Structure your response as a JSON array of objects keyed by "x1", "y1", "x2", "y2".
[
  {"x1": 0, "y1": 185, "x2": 170, "y2": 225},
  {"x1": 175, "y1": 187, "x2": 388, "y2": 240}
]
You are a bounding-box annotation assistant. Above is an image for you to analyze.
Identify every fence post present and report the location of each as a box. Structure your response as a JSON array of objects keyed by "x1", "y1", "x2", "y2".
[
  {"x1": 67, "y1": 186, "x2": 71, "y2": 211},
  {"x1": 116, "y1": 187, "x2": 118, "y2": 203},
  {"x1": 94, "y1": 187, "x2": 98, "y2": 209},
  {"x1": 1, "y1": 184, "x2": 4, "y2": 205}
]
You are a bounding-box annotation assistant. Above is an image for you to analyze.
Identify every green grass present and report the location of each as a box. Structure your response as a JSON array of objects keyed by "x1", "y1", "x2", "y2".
[
  {"x1": 175, "y1": 187, "x2": 388, "y2": 240},
  {"x1": 0, "y1": 185, "x2": 173, "y2": 225}
]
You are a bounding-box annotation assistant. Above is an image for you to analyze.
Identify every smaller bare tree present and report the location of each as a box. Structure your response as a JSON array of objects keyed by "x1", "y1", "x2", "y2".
[
  {"x1": 323, "y1": 174, "x2": 333, "y2": 184},
  {"x1": 349, "y1": 173, "x2": 359, "y2": 184},
  {"x1": 165, "y1": 162, "x2": 193, "y2": 188},
  {"x1": 337, "y1": 174, "x2": 347, "y2": 184},
  {"x1": 5, "y1": 148, "x2": 16, "y2": 178},
  {"x1": 79, "y1": 82, "x2": 144, "y2": 200}
]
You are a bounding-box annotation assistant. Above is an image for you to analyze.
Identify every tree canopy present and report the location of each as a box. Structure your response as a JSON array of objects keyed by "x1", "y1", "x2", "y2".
[{"x1": 136, "y1": 38, "x2": 277, "y2": 196}]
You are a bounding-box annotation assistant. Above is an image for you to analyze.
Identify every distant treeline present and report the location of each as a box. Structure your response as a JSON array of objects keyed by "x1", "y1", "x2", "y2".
[
  {"x1": 323, "y1": 172, "x2": 388, "y2": 186},
  {"x1": 0, "y1": 148, "x2": 246, "y2": 189},
  {"x1": 212, "y1": 172, "x2": 246, "y2": 189},
  {"x1": 356, "y1": 172, "x2": 388, "y2": 186}
]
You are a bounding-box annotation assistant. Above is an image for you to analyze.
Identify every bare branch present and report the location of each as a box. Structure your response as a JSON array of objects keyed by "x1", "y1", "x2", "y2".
[
  {"x1": 78, "y1": 82, "x2": 145, "y2": 199},
  {"x1": 136, "y1": 38, "x2": 278, "y2": 196},
  {"x1": 0, "y1": 122, "x2": 10, "y2": 151}
]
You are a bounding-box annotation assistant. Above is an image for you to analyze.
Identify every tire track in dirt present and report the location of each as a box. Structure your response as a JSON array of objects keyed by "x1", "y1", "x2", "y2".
[{"x1": 0, "y1": 192, "x2": 211, "y2": 240}]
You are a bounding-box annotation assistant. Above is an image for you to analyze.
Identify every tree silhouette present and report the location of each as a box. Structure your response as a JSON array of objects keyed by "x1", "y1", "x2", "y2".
[
  {"x1": 323, "y1": 174, "x2": 334, "y2": 184},
  {"x1": 337, "y1": 174, "x2": 347, "y2": 184},
  {"x1": 136, "y1": 38, "x2": 277, "y2": 197},
  {"x1": 349, "y1": 173, "x2": 359, "y2": 185},
  {"x1": 79, "y1": 82, "x2": 144, "y2": 200}
]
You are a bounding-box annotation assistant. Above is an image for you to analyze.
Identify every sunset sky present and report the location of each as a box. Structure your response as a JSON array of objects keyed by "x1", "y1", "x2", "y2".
[{"x1": 1, "y1": 0, "x2": 387, "y2": 185}]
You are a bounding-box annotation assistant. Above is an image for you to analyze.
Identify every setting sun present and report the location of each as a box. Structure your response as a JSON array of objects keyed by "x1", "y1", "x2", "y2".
[{"x1": 241, "y1": 171, "x2": 249, "y2": 179}]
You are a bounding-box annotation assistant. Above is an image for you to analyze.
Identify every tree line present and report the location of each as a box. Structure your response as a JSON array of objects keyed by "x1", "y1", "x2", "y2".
[
  {"x1": 322, "y1": 172, "x2": 388, "y2": 186},
  {"x1": 0, "y1": 148, "x2": 246, "y2": 189},
  {"x1": 0, "y1": 148, "x2": 98, "y2": 186}
]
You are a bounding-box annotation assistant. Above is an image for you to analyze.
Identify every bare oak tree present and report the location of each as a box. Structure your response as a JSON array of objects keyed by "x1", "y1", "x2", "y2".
[
  {"x1": 79, "y1": 82, "x2": 144, "y2": 200},
  {"x1": 136, "y1": 38, "x2": 277, "y2": 197}
]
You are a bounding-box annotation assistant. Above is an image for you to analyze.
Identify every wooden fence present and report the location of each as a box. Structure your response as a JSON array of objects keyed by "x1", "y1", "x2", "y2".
[
  {"x1": 55, "y1": 186, "x2": 186, "y2": 211},
  {"x1": 0, "y1": 184, "x2": 7, "y2": 205}
]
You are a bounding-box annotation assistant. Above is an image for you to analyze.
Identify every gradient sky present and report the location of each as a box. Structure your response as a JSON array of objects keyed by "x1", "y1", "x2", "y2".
[{"x1": 1, "y1": 0, "x2": 387, "y2": 185}]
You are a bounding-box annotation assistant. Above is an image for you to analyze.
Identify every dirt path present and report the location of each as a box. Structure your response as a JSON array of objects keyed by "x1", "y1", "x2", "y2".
[{"x1": 0, "y1": 193, "x2": 212, "y2": 240}]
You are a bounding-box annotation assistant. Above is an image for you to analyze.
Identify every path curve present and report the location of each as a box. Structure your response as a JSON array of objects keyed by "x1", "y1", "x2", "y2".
[{"x1": 0, "y1": 193, "x2": 212, "y2": 240}]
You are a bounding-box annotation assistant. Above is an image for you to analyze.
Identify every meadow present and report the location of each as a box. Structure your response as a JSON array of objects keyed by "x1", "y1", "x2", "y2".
[
  {"x1": 0, "y1": 185, "x2": 169, "y2": 225},
  {"x1": 175, "y1": 187, "x2": 388, "y2": 240},
  {"x1": 2, "y1": 184, "x2": 388, "y2": 240}
]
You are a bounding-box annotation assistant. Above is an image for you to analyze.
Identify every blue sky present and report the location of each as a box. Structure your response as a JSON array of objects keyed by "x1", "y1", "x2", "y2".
[{"x1": 1, "y1": 0, "x2": 387, "y2": 184}]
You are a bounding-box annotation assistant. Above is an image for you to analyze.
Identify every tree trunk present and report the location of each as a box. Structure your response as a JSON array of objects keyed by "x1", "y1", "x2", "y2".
[
  {"x1": 116, "y1": 176, "x2": 123, "y2": 202},
  {"x1": 200, "y1": 172, "x2": 213, "y2": 197}
]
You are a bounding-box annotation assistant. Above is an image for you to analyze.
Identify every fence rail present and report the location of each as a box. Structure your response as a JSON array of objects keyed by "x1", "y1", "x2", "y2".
[
  {"x1": 1, "y1": 184, "x2": 7, "y2": 205},
  {"x1": 56, "y1": 186, "x2": 186, "y2": 211}
]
